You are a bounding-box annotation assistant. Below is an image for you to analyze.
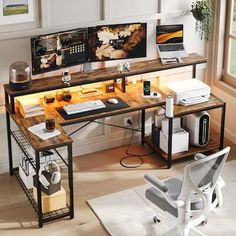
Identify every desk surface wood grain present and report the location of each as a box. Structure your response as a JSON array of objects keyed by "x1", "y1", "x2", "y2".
[
  {"x1": 4, "y1": 53, "x2": 213, "y2": 152},
  {"x1": 4, "y1": 53, "x2": 207, "y2": 97}
]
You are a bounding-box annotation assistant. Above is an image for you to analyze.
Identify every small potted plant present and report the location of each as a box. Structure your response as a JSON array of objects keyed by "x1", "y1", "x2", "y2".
[{"x1": 191, "y1": 0, "x2": 213, "y2": 40}]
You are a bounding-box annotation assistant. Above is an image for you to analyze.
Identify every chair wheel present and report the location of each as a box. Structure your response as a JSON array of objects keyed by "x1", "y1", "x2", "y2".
[
  {"x1": 153, "y1": 216, "x2": 161, "y2": 223},
  {"x1": 201, "y1": 219, "x2": 208, "y2": 225}
]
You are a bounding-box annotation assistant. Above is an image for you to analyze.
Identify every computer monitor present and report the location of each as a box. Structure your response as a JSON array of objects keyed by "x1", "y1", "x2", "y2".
[
  {"x1": 88, "y1": 23, "x2": 147, "y2": 62},
  {"x1": 31, "y1": 28, "x2": 88, "y2": 75},
  {"x1": 156, "y1": 24, "x2": 183, "y2": 44}
]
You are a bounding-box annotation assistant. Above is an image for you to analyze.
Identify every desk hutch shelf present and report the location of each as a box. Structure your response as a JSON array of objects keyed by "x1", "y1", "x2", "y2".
[{"x1": 4, "y1": 53, "x2": 226, "y2": 227}]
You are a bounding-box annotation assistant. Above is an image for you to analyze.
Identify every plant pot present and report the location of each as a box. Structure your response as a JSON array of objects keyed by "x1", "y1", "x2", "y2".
[{"x1": 191, "y1": 9, "x2": 206, "y2": 21}]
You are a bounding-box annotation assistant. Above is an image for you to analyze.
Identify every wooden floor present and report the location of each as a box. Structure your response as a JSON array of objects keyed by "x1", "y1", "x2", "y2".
[{"x1": 0, "y1": 132, "x2": 235, "y2": 236}]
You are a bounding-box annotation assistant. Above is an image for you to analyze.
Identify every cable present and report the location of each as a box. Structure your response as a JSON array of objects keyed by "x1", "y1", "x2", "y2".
[{"x1": 120, "y1": 120, "x2": 154, "y2": 168}]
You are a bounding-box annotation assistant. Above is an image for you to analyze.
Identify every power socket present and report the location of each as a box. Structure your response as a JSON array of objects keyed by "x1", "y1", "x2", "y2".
[{"x1": 124, "y1": 116, "x2": 133, "y2": 126}]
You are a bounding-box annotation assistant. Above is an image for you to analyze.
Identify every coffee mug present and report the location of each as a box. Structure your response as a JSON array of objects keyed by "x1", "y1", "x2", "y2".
[{"x1": 45, "y1": 118, "x2": 55, "y2": 131}]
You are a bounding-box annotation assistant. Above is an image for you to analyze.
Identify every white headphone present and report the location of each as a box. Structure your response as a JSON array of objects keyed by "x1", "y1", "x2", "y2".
[{"x1": 38, "y1": 161, "x2": 61, "y2": 189}]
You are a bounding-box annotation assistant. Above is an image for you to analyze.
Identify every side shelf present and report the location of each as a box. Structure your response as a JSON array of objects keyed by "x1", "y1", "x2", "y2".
[
  {"x1": 142, "y1": 95, "x2": 226, "y2": 168},
  {"x1": 11, "y1": 129, "x2": 73, "y2": 226},
  {"x1": 144, "y1": 136, "x2": 219, "y2": 160},
  {"x1": 14, "y1": 168, "x2": 71, "y2": 223}
]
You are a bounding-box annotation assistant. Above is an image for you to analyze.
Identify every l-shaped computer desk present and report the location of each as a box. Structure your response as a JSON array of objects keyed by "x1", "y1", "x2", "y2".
[{"x1": 4, "y1": 53, "x2": 226, "y2": 227}]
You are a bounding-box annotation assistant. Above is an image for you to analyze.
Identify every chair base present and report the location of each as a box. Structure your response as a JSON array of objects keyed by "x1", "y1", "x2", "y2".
[
  {"x1": 153, "y1": 214, "x2": 207, "y2": 236},
  {"x1": 159, "y1": 225, "x2": 207, "y2": 236}
]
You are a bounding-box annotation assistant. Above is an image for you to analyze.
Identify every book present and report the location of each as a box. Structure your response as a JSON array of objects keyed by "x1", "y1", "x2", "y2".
[
  {"x1": 17, "y1": 97, "x2": 45, "y2": 118},
  {"x1": 22, "y1": 110, "x2": 45, "y2": 118}
]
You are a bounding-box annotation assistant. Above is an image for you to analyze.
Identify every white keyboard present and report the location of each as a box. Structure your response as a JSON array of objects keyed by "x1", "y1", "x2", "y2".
[{"x1": 63, "y1": 99, "x2": 106, "y2": 115}]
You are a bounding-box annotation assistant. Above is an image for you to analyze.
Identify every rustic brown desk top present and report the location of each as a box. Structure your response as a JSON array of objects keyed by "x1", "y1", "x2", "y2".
[
  {"x1": 10, "y1": 80, "x2": 224, "y2": 152},
  {"x1": 5, "y1": 53, "x2": 209, "y2": 152},
  {"x1": 10, "y1": 82, "x2": 167, "y2": 151},
  {"x1": 11, "y1": 112, "x2": 73, "y2": 151},
  {"x1": 4, "y1": 53, "x2": 207, "y2": 97},
  {"x1": 173, "y1": 95, "x2": 224, "y2": 117}
]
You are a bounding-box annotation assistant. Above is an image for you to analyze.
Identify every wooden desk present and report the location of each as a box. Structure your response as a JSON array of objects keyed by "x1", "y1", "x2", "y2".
[{"x1": 4, "y1": 53, "x2": 226, "y2": 227}]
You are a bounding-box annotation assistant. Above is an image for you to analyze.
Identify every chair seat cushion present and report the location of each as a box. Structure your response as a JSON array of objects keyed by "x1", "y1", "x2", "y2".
[{"x1": 145, "y1": 176, "x2": 183, "y2": 217}]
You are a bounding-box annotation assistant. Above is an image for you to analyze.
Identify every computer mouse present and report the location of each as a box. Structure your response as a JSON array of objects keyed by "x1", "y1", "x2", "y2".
[{"x1": 107, "y1": 98, "x2": 119, "y2": 104}]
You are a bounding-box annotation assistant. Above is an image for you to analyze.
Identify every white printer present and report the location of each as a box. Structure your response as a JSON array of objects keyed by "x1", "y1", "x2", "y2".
[{"x1": 163, "y1": 79, "x2": 211, "y2": 106}]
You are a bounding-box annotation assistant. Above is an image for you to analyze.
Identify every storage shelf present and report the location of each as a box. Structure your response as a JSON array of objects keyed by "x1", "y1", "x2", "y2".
[
  {"x1": 144, "y1": 136, "x2": 219, "y2": 160},
  {"x1": 14, "y1": 168, "x2": 70, "y2": 222},
  {"x1": 4, "y1": 53, "x2": 207, "y2": 97},
  {"x1": 11, "y1": 130, "x2": 68, "y2": 170}
]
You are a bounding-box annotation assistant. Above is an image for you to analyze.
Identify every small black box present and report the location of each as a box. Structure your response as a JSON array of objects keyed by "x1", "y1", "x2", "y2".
[
  {"x1": 152, "y1": 123, "x2": 160, "y2": 147},
  {"x1": 33, "y1": 170, "x2": 61, "y2": 195},
  {"x1": 103, "y1": 82, "x2": 115, "y2": 93}
]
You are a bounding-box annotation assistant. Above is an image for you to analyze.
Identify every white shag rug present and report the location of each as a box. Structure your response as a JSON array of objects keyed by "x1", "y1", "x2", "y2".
[{"x1": 88, "y1": 160, "x2": 236, "y2": 236}]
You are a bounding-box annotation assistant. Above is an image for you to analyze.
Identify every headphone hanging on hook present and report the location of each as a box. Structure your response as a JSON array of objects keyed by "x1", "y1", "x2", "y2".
[{"x1": 38, "y1": 161, "x2": 61, "y2": 189}]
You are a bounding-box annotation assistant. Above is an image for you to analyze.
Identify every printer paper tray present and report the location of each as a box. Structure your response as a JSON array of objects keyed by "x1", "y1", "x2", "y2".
[{"x1": 179, "y1": 96, "x2": 209, "y2": 106}]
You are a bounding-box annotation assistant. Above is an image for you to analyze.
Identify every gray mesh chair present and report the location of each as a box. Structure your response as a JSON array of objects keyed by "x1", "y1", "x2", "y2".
[{"x1": 144, "y1": 146, "x2": 230, "y2": 236}]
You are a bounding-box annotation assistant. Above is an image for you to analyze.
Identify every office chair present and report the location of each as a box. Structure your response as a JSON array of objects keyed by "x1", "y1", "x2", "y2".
[{"x1": 144, "y1": 146, "x2": 230, "y2": 236}]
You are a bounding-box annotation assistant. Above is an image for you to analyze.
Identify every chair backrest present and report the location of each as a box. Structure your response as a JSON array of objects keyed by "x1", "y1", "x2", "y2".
[{"x1": 179, "y1": 147, "x2": 230, "y2": 214}]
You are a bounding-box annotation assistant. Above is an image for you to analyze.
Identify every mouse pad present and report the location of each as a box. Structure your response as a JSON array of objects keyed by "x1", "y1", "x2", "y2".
[{"x1": 55, "y1": 97, "x2": 130, "y2": 120}]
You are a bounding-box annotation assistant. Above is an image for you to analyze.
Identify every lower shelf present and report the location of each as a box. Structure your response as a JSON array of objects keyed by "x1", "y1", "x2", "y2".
[
  {"x1": 144, "y1": 136, "x2": 219, "y2": 160},
  {"x1": 14, "y1": 168, "x2": 71, "y2": 223}
]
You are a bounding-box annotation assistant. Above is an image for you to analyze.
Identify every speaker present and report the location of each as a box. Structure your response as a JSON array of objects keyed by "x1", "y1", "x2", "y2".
[
  {"x1": 165, "y1": 96, "x2": 174, "y2": 118},
  {"x1": 184, "y1": 111, "x2": 210, "y2": 147},
  {"x1": 143, "y1": 81, "x2": 151, "y2": 96}
]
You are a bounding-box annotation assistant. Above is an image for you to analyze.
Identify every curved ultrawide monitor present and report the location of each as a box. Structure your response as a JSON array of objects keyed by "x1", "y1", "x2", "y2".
[
  {"x1": 31, "y1": 28, "x2": 88, "y2": 75},
  {"x1": 88, "y1": 23, "x2": 147, "y2": 62}
]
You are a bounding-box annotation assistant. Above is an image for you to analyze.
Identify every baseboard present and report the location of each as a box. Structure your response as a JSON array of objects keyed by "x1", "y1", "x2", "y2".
[
  {"x1": 72, "y1": 130, "x2": 142, "y2": 157},
  {"x1": 211, "y1": 118, "x2": 236, "y2": 144}
]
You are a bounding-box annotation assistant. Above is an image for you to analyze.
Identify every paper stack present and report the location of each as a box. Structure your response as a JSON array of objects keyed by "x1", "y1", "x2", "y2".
[
  {"x1": 28, "y1": 122, "x2": 61, "y2": 140},
  {"x1": 17, "y1": 97, "x2": 45, "y2": 118}
]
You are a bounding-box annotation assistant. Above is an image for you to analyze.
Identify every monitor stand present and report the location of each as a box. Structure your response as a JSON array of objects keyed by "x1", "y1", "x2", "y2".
[{"x1": 82, "y1": 62, "x2": 93, "y2": 73}]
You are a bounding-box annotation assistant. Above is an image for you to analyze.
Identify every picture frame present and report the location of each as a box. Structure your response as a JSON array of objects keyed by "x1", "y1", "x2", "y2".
[{"x1": 0, "y1": 0, "x2": 34, "y2": 25}]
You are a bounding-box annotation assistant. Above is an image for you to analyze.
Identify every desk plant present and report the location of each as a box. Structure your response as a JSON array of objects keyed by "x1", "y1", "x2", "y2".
[{"x1": 191, "y1": 0, "x2": 213, "y2": 40}]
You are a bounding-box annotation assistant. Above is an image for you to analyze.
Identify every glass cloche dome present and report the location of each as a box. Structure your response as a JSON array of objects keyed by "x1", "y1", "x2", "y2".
[{"x1": 9, "y1": 61, "x2": 32, "y2": 90}]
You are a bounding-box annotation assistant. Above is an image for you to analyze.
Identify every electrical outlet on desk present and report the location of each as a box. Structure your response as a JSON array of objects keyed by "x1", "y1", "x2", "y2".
[{"x1": 124, "y1": 116, "x2": 133, "y2": 126}]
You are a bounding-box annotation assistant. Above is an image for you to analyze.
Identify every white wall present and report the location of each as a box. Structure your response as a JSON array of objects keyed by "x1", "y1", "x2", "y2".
[
  {"x1": 0, "y1": 0, "x2": 206, "y2": 173},
  {"x1": 211, "y1": 86, "x2": 236, "y2": 144}
]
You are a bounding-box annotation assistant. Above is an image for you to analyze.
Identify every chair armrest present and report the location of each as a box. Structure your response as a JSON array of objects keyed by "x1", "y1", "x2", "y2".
[
  {"x1": 194, "y1": 153, "x2": 207, "y2": 160},
  {"x1": 144, "y1": 174, "x2": 168, "y2": 192}
]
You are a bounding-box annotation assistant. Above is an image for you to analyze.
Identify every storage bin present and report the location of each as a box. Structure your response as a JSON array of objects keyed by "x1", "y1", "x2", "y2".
[
  {"x1": 159, "y1": 128, "x2": 189, "y2": 154},
  {"x1": 33, "y1": 186, "x2": 67, "y2": 213}
]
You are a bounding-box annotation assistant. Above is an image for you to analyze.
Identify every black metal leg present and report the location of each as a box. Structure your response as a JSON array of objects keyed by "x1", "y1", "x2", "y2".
[
  {"x1": 141, "y1": 110, "x2": 145, "y2": 145},
  {"x1": 167, "y1": 118, "x2": 173, "y2": 169},
  {"x1": 10, "y1": 96, "x2": 15, "y2": 113},
  {"x1": 220, "y1": 103, "x2": 226, "y2": 149},
  {"x1": 5, "y1": 111, "x2": 14, "y2": 176},
  {"x1": 192, "y1": 64, "x2": 196, "y2": 78},
  {"x1": 68, "y1": 144, "x2": 74, "y2": 219},
  {"x1": 122, "y1": 77, "x2": 126, "y2": 93},
  {"x1": 35, "y1": 151, "x2": 43, "y2": 228}
]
